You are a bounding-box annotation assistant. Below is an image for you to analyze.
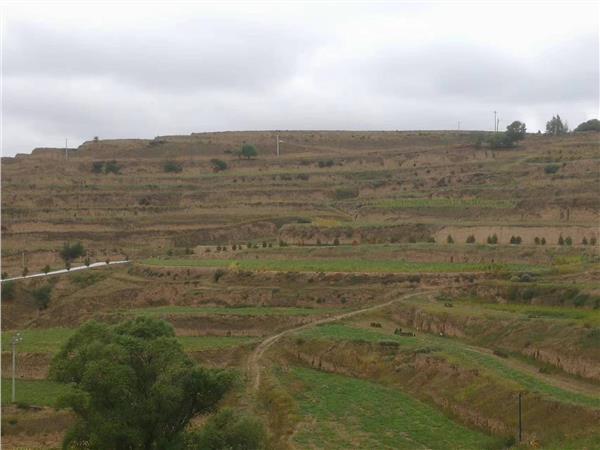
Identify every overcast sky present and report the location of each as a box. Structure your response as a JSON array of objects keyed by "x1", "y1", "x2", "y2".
[{"x1": 2, "y1": 1, "x2": 598, "y2": 156}]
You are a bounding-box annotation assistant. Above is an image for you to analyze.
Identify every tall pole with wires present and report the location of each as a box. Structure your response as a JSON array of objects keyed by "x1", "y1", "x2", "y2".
[
  {"x1": 494, "y1": 111, "x2": 497, "y2": 132},
  {"x1": 11, "y1": 333, "x2": 23, "y2": 402},
  {"x1": 65, "y1": 138, "x2": 68, "y2": 160}
]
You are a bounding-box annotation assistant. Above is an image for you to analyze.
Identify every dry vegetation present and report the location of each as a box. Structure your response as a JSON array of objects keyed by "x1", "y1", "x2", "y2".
[{"x1": 1, "y1": 130, "x2": 599, "y2": 448}]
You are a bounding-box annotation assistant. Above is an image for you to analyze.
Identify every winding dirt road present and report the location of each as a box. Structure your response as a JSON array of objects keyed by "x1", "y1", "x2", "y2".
[{"x1": 246, "y1": 289, "x2": 430, "y2": 391}]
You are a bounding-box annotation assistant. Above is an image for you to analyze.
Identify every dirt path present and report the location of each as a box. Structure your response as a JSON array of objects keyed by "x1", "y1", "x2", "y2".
[
  {"x1": 246, "y1": 289, "x2": 430, "y2": 391},
  {"x1": 246, "y1": 288, "x2": 600, "y2": 403}
]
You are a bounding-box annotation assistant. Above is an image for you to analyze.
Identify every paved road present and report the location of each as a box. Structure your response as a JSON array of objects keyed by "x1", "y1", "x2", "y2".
[{"x1": 1, "y1": 260, "x2": 130, "y2": 283}]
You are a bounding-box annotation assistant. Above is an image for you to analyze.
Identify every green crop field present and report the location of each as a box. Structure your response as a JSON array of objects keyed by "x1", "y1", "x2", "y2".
[
  {"x1": 277, "y1": 366, "x2": 504, "y2": 449},
  {"x1": 1, "y1": 378, "x2": 74, "y2": 407},
  {"x1": 141, "y1": 258, "x2": 544, "y2": 274},
  {"x1": 2, "y1": 328, "x2": 258, "y2": 354},
  {"x1": 133, "y1": 306, "x2": 342, "y2": 317},
  {"x1": 1, "y1": 328, "x2": 75, "y2": 353},
  {"x1": 297, "y1": 324, "x2": 600, "y2": 409},
  {"x1": 373, "y1": 197, "x2": 516, "y2": 209}
]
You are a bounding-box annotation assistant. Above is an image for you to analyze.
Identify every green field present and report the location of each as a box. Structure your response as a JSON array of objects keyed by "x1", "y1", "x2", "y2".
[
  {"x1": 133, "y1": 306, "x2": 342, "y2": 317},
  {"x1": 2, "y1": 328, "x2": 256, "y2": 354},
  {"x1": 374, "y1": 197, "x2": 516, "y2": 209},
  {"x1": 277, "y1": 366, "x2": 504, "y2": 449},
  {"x1": 1, "y1": 328, "x2": 75, "y2": 353},
  {"x1": 1, "y1": 378, "x2": 74, "y2": 407},
  {"x1": 297, "y1": 324, "x2": 600, "y2": 409},
  {"x1": 142, "y1": 258, "x2": 544, "y2": 274}
]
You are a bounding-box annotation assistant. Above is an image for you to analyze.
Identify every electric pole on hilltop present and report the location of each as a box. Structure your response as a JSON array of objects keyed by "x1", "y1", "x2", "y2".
[
  {"x1": 494, "y1": 111, "x2": 497, "y2": 132},
  {"x1": 65, "y1": 138, "x2": 68, "y2": 160},
  {"x1": 12, "y1": 332, "x2": 23, "y2": 402},
  {"x1": 276, "y1": 135, "x2": 284, "y2": 157},
  {"x1": 457, "y1": 121, "x2": 461, "y2": 131}
]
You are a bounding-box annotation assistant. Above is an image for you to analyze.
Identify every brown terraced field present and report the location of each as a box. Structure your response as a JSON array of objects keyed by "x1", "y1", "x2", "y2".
[{"x1": 2, "y1": 130, "x2": 599, "y2": 449}]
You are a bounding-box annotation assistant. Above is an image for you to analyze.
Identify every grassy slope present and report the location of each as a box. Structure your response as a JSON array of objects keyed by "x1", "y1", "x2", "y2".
[
  {"x1": 141, "y1": 258, "x2": 544, "y2": 273},
  {"x1": 297, "y1": 324, "x2": 600, "y2": 409},
  {"x1": 2, "y1": 328, "x2": 256, "y2": 354},
  {"x1": 277, "y1": 366, "x2": 504, "y2": 450}
]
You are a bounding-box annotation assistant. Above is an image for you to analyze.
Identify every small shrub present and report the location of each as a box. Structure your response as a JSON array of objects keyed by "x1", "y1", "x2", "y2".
[
  {"x1": 446, "y1": 235, "x2": 454, "y2": 244},
  {"x1": 582, "y1": 237, "x2": 589, "y2": 245},
  {"x1": 333, "y1": 238, "x2": 340, "y2": 246},
  {"x1": 544, "y1": 164, "x2": 560, "y2": 174},
  {"x1": 213, "y1": 269, "x2": 226, "y2": 283},
  {"x1": 541, "y1": 237, "x2": 546, "y2": 245},
  {"x1": 318, "y1": 159, "x2": 334, "y2": 168},
  {"x1": 104, "y1": 160, "x2": 121, "y2": 174},
  {"x1": 22, "y1": 267, "x2": 29, "y2": 277},
  {"x1": 92, "y1": 161, "x2": 104, "y2": 173},
  {"x1": 534, "y1": 237, "x2": 540, "y2": 245},
  {"x1": 32, "y1": 284, "x2": 52, "y2": 310},
  {"x1": 466, "y1": 235, "x2": 476, "y2": 244},
  {"x1": 591, "y1": 237, "x2": 597, "y2": 245},
  {"x1": 84, "y1": 257, "x2": 91, "y2": 267},
  {"x1": 558, "y1": 235, "x2": 564, "y2": 245},
  {"x1": 493, "y1": 349, "x2": 508, "y2": 358},
  {"x1": 163, "y1": 161, "x2": 183, "y2": 173},
  {"x1": 2, "y1": 281, "x2": 15, "y2": 300},
  {"x1": 565, "y1": 236, "x2": 572, "y2": 246},
  {"x1": 210, "y1": 159, "x2": 228, "y2": 172},
  {"x1": 334, "y1": 188, "x2": 358, "y2": 200}
]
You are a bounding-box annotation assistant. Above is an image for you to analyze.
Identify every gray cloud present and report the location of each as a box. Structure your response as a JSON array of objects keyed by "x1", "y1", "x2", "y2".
[{"x1": 2, "y1": 3, "x2": 598, "y2": 156}]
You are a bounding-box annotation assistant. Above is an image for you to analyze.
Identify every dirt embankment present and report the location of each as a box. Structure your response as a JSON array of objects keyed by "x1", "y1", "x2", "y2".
[
  {"x1": 388, "y1": 303, "x2": 600, "y2": 382},
  {"x1": 275, "y1": 339, "x2": 600, "y2": 445}
]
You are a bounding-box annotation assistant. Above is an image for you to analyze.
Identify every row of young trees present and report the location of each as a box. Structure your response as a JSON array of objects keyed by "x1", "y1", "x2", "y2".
[{"x1": 446, "y1": 234, "x2": 596, "y2": 245}]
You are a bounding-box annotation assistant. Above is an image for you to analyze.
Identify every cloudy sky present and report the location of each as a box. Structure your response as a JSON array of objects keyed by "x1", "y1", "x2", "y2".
[{"x1": 2, "y1": 1, "x2": 598, "y2": 156}]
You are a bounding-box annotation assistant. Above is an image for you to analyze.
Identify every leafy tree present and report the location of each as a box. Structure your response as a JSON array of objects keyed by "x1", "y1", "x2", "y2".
[
  {"x1": 446, "y1": 235, "x2": 454, "y2": 244},
  {"x1": 22, "y1": 267, "x2": 29, "y2": 277},
  {"x1": 541, "y1": 237, "x2": 546, "y2": 245},
  {"x1": 591, "y1": 237, "x2": 597, "y2": 245},
  {"x1": 84, "y1": 257, "x2": 91, "y2": 267},
  {"x1": 43, "y1": 265, "x2": 51, "y2": 274},
  {"x1": 240, "y1": 144, "x2": 258, "y2": 160},
  {"x1": 2, "y1": 281, "x2": 15, "y2": 300},
  {"x1": 582, "y1": 237, "x2": 589, "y2": 245},
  {"x1": 544, "y1": 164, "x2": 560, "y2": 174},
  {"x1": 60, "y1": 242, "x2": 86, "y2": 263},
  {"x1": 545, "y1": 115, "x2": 568, "y2": 135},
  {"x1": 505, "y1": 121, "x2": 527, "y2": 142},
  {"x1": 33, "y1": 284, "x2": 52, "y2": 310},
  {"x1": 565, "y1": 236, "x2": 572, "y2": 246},
  {"x1": 104, "y1": 160, "x2": 121, "y2": 174},
  {"x1": 92, "y1": 161, "x2": 104, "y2": 173},
  {"x1": 185, "y1": 408, "x2": 266, "y2": 450},
  {"x1": 558, "y1": 235, "x2": 565, "y2": 245},
  {"x1": 534, "y1": 237, "x2": 540, "y2": 245},
  {"x1": 164, "y1": 161, "x2": 183, "y2": 173},
  {"x1": 49, "y1": 318, "x2": 233, "y2": 449},
  {"x1": 466, "y1": 235, "x2": 476, "y2": 244},
  {"x1": 574, "y1": 118, "x2": 600, "y2": 132},
  {"x1": 210, "y1": 159, "x2": 228, "y2": 172},
  {"x1": 65, "y1": 260, "x2": 72, "y2": 271}
]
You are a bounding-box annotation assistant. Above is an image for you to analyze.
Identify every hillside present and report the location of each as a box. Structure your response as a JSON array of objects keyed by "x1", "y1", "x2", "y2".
[{"x1": 1, "y1": 130, "x2": 599, "y2": 449}]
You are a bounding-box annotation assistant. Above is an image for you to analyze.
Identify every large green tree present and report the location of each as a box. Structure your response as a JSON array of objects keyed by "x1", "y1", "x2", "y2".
[
  {"x1": 49, "y1": 318, "x2": 233, "y2": 449},
  {"x1": 545, "y1": 115, "x2": 568, "y2": 135},
  {"x1": 505, "y1": 120, "x2": 526, "y2": 142}
]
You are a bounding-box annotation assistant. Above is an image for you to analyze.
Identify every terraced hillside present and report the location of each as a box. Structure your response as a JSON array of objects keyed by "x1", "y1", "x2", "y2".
[
  {"x1": 2, "y1": 131, "x2": 598, "y2": 275},
  {"x1": 1, "y1": 130, "x2": 599, "y2": 449}
]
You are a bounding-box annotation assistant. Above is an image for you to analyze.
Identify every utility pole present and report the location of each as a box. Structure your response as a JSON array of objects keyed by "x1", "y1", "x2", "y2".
[
  {"x1": 497, "y1": 118, "x2": 501, "y2": 133},
  {"x1": 493, "y1": 111, "x2": 497, "y2": 132},
  {"x1": 276, "y1": 135, "x2": 284, "y2": 157},
  {"x1": 11, "y1": 333, "x2": 23, "y2": 402},
  {"x1": 457, "y1": 121, "x2": 461, "y2": 131},
  {"x1": 65, "y1": 138, "x2": 68, "y2": 161},
  {"x1": 518, "y1": 392, "x2": 523, "y2": 443}
]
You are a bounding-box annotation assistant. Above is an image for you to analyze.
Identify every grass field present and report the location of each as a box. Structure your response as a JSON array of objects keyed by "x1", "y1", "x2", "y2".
[
  {"x1": 277, "y1": 366, "x2": 505, "y2": 449},
  {"x1": 1, "y1": 378, "x2": 74, "y2": 407},
  {"x1": 297, "y1": 324, "x2": 600, "y2": 409},
  {"x1": 141, "y1": 258, "x2": 545, "y2": 274},
  {"x1": 133, "y1": 306, "x2": 342, "y2": 317},
  {"x1": 2, "y1": 328, "x2": 257, "y2": 354},
  {"x1": 373, "y1": 198, "x2": 516, "y2": 209}
]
